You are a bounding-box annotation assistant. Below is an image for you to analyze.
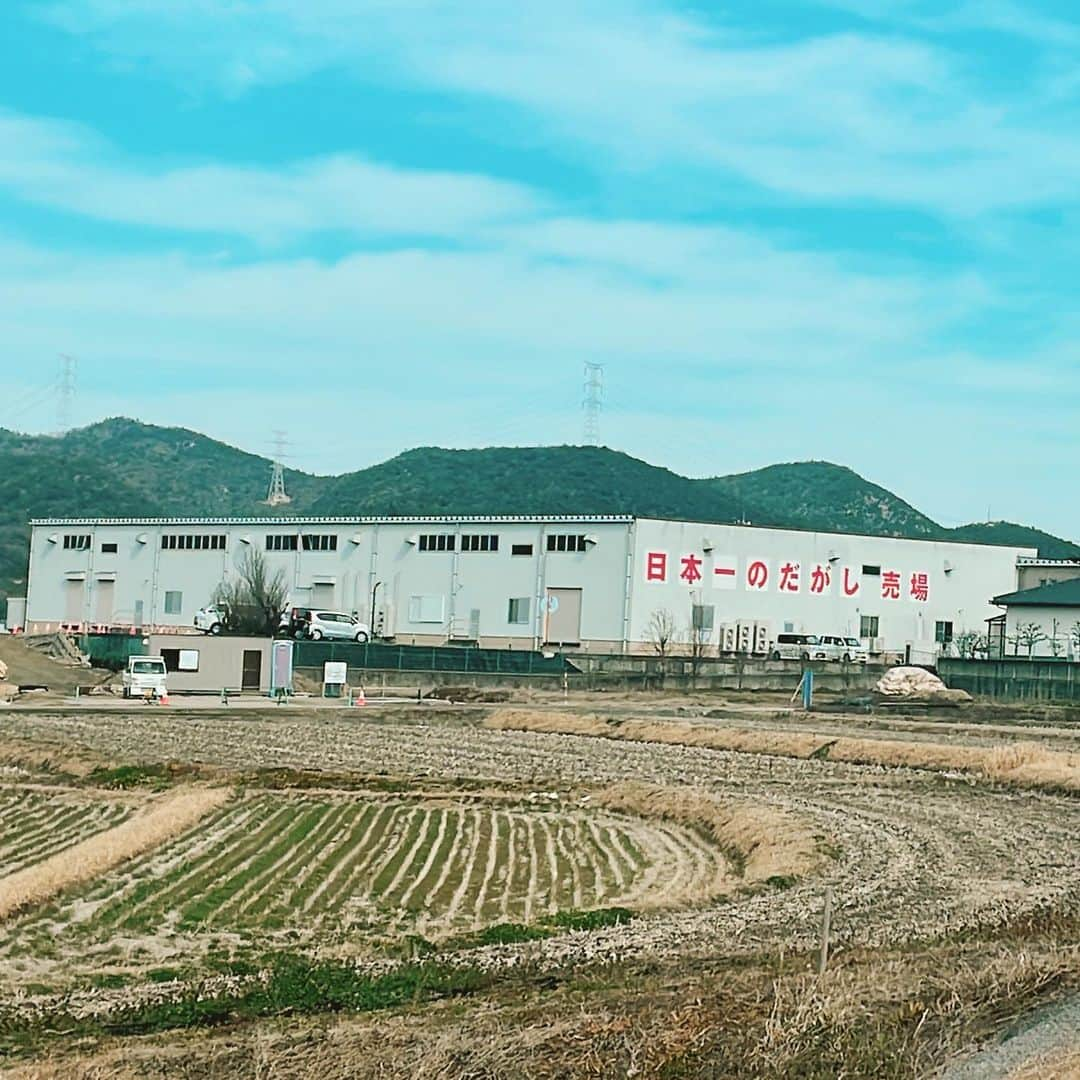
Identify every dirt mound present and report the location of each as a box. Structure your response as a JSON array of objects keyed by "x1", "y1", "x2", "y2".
[{"x1": 0, "y1": 637, "x2": 95, "y2": 693}]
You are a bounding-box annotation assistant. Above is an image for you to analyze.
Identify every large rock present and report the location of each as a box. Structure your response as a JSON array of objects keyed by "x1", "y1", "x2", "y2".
[
  {"x1": 0, "y1": 682, "x2": 18, "y2": 702},
  {"x1": 875, "y1": 666, "x2": 971, "y2": 705},
  {"x1": 0, "y1": 658, "x2": 7, "y2": 681}
]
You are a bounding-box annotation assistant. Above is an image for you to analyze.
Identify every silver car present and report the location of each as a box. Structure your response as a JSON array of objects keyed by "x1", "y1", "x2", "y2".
[{"x1": 303, "y1": 610, "x2": 371, "y2": 643}]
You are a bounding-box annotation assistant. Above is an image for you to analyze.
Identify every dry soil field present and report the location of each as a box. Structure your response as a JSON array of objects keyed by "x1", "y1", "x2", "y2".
[{"x1": 0, "y1": 697, "x2": 1078, "y2": 1079}]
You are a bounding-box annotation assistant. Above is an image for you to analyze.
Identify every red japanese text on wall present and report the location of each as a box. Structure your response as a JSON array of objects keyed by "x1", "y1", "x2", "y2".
[{"x1": 642, "y1": 550, "x2": 930, "y2": 602}]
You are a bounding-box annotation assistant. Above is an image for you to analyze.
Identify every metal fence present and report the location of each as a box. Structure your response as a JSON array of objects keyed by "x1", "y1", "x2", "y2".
[
  {"x1": 940, "y1": 657, "x2": 1080, "y2": 702},
  {"x1": 81, "y1": 633, "x2": 148, "y2": 670},
  {"x1": 294, "y1": 641, "x2": 579, "y2": 675}
]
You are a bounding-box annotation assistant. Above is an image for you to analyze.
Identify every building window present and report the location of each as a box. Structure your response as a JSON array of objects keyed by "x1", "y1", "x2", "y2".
[
  {"x1": 691, "y1": 604, "x2": 715, "y2": 631},
  {"x1": 162, "y1": 534, "x2": 226, "y2": 551},
  {"x1": 511, "y1": 543, "x2": 534, "y2": 556},
  {"x1": 507, "y1": 597, "x2": 531, "y2": 625},
  {"x1": 461, "y1": 534, "x2": 499, "y2": 552},
  {"x1": 163, "y1": 591, "x2": 183, "y2": 615},
  {"x1": 63, "y1": 534, "x2": 91, "y2": 551},
  {"x1": 419, "y1": 534, "x2": 456, "y2": 552},
  {"x1": 935, "y1": 621, "x2": 954, "y2": 644},
  {"x1": 100, "y1": 542, "x2": 118, "y2": 554},
  {"x1": 861, "y1": 565, "x2": 881, "y2": 577},
  {"x1": 266, "y1": 534, "x2": 299, "y2": 552},
  {"x1": 860, "y1": 615, "x2": 879, "y2": 638},
  {"x1": 546, "y1": 534, "x2": 587, "y2": 553},
  {"x1": 301, "y1": 534, "x2": 338, "y2": 552},
  {"x1": 408, "y1": 595, "x2": 445, "y2": 623},
  {"x1": 161, "y1": 648, "x2": 200, "y2": 672}
]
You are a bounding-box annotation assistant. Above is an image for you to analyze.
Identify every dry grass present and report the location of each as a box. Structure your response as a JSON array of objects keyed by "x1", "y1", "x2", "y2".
[
  {"x1": 591, "y1": 781, "x2": 820, "y2": 884},
  {"x1": 0, "y1": 736, "x2": 107, "y2": 778},
  {"x1": 0, "y1": 786, "x2": 232, "y2": 921},
  {"x1": 7, "y1": 932, "x2": 1078, "y2": 1079},
  {"x1": 1008, "y1": 1046, "x2": 1080, "y2": 1079},
  {"x1": 486, "y1": 710, "x2": 1080, "y2": 793}
]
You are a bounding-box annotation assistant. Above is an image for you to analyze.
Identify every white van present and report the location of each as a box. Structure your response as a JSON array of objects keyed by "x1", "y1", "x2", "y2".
[
  {"x1": 769, "y1": 633, "x2": 827, "y2": 661},
  {"x1": 818, "y1": 635, "x2": 869, "y2": 663}
]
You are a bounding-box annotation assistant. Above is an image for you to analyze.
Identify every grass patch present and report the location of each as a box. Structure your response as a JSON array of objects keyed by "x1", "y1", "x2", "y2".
[
  {"x1": 86, "y1": 763, "x2": 174, "y2": 790},
  {"x1": 0, "y1": 955, "x2": 492, "y2": 1054},
  {"x1": 764, "y1": 875, "x2": 798, "y2": 891},
  {"x1": 546, "y1": 907, "x2": 634, "y2": 932},
  {"x1": 145, "y1": 967, "x2": 184, "y2": 983},
  {"x1": 443, "y1": 907, "x2": 636, "y2": 952}
]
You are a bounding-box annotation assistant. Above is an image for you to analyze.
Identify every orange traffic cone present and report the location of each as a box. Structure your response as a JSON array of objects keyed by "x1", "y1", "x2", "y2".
[{"x1": 353, "y1": 687, "x2": 366, "y2": 707}]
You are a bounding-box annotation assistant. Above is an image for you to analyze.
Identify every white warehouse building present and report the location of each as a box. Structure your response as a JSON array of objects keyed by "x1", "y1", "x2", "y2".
[{"x1": 24, "y1": 516, "x2": 1035, "y2": 655}]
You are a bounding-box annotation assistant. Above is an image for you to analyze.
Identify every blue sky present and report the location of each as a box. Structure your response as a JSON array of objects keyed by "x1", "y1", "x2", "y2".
[{"x1": 1, "y1": 1, "x2": 1079, "y2": 537}]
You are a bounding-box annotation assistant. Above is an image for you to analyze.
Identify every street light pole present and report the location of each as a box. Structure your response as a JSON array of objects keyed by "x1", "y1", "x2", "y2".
[{"x1": 370, "y1": 580, "x2": 383, "y2": 640}]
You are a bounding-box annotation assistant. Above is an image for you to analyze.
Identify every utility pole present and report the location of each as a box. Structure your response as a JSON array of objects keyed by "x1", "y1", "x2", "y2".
[
  {"x1": 266, "y1": 430, "x2": 292, "y2": 507},
  {"x1": 57, "y1": 355, "x2": 77, "y2": 434},
  {"x1": 582, "y1": 361, "x2": 604, "y2": 446}
]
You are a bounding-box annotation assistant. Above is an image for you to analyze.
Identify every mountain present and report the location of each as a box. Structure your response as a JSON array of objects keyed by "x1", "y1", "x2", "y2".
[
  {"x1": 308, "y1": 446, "x2": 740, "y2": 520},
  {"x1": 1, "y1": 418, "x2": 1077, "y2": 608},
  {"x1": 701, "y1": 461, "x2": 942, "y2": 538},
  {"x1": 944, "y1": 522, "x2": 1080, "y2": 560}
]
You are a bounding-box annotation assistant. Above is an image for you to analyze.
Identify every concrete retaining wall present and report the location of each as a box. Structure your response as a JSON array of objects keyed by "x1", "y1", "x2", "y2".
[
  {"x1": 298, "y1": 659, "x2": 884, "y2": 695},
  {"x1": 940, "y1": 657, "x2": 1080, "y2": 702}
]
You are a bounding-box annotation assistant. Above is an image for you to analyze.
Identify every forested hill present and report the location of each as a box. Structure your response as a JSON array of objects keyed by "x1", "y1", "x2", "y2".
[{"x1": 1, "y1": 419, "x2": 1077, "y2": 605}]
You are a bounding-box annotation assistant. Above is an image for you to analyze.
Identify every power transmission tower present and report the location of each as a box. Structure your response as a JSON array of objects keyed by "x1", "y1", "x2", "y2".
[
  {"x1": 582, "y1": 362, "x2": 604, "y2": 446},
  {"x1": 57, "y1": 355, "x2": 77, "y2": 434},
  {"x1": 266, "y1": 430, "x2": 292, "y2": 507}
]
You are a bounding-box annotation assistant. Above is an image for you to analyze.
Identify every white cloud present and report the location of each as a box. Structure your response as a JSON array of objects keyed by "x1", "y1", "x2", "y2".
[
  {"x1": 35, "y1": 0, "x2": 1080, "y2": 214},
  {"x1": 0, "y1": 110, "x2": 538, "y2": 241}
]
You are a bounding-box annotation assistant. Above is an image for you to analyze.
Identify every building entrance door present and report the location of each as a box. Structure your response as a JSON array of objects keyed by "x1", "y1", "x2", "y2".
[
  {"x1": 544, "y1": 588, "x2": 582, "y2": 646},
  {"x1": 242, "y1": 650, "x2": 263, "y2": 691}
]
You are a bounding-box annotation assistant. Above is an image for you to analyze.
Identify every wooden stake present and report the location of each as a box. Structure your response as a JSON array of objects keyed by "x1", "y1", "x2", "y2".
[{"x1": 818, "y1": 886, "x2": 833, "y2": 975}]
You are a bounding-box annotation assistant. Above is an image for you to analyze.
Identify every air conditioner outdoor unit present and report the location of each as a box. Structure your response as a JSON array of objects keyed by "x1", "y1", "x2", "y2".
[
  {"x1": 721, "y1": 625, "x2": 736, "y2": 653},
  {"x1": 754, "y1": 624, "x2": 769, "y2": 653},
  {"x1": 737, "y1": 624, "x2": 752, "y2": 653}
]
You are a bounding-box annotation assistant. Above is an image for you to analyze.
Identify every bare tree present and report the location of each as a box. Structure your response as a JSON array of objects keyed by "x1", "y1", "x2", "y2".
[
  {"x1": 1049, "y1": 618, "x2": 1064, "y2": 658},
  {"x1": 1009, "y1": 621, "x2": 1048, "y2": 658},
  {"x1": 687, "y1": 603, "x2": 714, "y2": 675},
  {"x1": 953, "y1": 629, "x2": 989, "y2": 660},
  {"x1": 213, "y1": 548, "x2": 289, "y2": 636},
  {"x1": 647, "y1": 608, "x2": 676, "y2": 657},
  {"x1": 646, "y1": 607, "x2": 677, "y2": 676}
]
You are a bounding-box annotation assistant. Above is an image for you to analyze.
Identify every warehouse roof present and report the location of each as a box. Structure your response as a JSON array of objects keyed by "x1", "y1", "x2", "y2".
[
  {"x1": 30, "y1": 515, "x2": 635, "y2": 526},
  {"x1": 26, "y1": 516, "x2": 1040, "y2": 553},
  {"x1": 993, "y1": 578, "x2": 1080, "y2": 608}
]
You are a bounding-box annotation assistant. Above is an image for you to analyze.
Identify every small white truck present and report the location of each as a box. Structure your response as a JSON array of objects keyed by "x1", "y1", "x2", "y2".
[{"x1": 121, "y1": 656, "x2": 168, "y2": 700}]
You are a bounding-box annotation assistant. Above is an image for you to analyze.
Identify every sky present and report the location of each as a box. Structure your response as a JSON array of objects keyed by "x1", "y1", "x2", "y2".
[{"x1": 1, "y1": 1, "x2": 1079, "y2": 538}]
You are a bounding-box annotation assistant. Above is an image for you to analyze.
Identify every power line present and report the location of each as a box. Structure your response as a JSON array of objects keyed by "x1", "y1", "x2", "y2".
[
  {"x1": 582, "y1": 361, "x2": 604, "y2": 446},
  {"x1": 1, "y1": 378, "x2": 62, "y2": 430}
]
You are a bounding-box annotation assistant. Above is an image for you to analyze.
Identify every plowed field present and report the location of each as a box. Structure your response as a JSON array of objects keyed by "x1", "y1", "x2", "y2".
[{"x1": 0, "y1": 700, "x2": 1077, "y2": 1078}]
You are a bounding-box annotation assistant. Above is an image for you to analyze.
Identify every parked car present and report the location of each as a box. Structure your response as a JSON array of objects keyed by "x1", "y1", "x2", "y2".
[
  {"x1": 121, "y1": 656, "x2": 168, "y2": 699},
  {"x1": 279, "y1": 606, "x2": 313, "y2": 639},
  {"x1": 841, "y1": 636, "x2": 870, "y2": 663},
  {"x1": 769, "y1": 633, "x2": 827, "y2": 661},
  {"x1": 815, "y1": 635, "x2": 870, "y2": 662},
  {"x1": 300, "y1": 610, "x2": 371, "y2": 643},
  {"x1": 194, "y1": 605, "x2": 227, "y2": 635}
]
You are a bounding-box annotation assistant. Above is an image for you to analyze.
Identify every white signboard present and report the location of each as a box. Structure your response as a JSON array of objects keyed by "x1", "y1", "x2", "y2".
[
  {"x1": 178, "y1": 650, "x2": 199, "y2": 672},
  {"x1": 323, "y1": 661, "x2": 348, "y2": 685}
]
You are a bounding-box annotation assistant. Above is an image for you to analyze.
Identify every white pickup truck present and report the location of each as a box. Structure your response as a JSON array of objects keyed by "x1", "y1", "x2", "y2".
[{"x1": 121, "y1": 656, "x2": 168, "y2": 700}]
